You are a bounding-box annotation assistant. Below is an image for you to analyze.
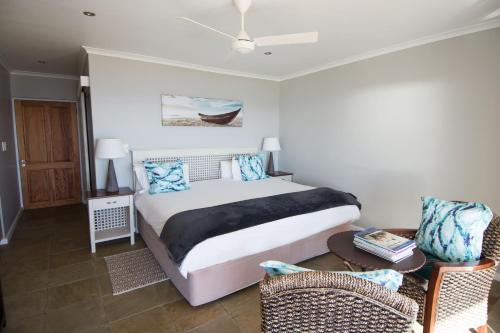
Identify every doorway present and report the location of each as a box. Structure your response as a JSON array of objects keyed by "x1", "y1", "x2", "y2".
[{"x1": 14, "y1": 100, "x2": 82, "y2": 209}]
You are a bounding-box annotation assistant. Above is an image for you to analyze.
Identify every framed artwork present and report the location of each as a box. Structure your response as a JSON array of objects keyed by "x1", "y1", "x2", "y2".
[{"x1": 161, "y1": 94, "x2": 243, "y2": 127}]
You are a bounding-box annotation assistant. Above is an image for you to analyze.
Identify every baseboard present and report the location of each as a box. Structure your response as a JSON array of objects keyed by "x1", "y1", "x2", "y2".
[{"x1": 0, "y1": 208, "x2": 23, "y2": 245}]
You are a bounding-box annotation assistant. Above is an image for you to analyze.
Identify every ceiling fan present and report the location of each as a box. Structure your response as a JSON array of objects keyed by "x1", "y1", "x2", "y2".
[{"x1": 177, "y1": 0, "x2": 319, "y2": 54}]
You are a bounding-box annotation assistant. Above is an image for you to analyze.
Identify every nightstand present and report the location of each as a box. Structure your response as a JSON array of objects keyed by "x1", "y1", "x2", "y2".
[
  {"x1": 87, "y1": 187, "x2": 135, "y2": 253},
  {"x1": 267, "y1": 171, "x2": 293, "y2": 181}
]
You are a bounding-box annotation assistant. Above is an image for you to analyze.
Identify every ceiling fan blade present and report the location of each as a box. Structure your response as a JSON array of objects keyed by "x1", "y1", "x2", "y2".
[
  {"x1": 176, "y1": 17, "x2": 237, "y2": 40},
  {"x1": 254, "y1": 32, "x2": 318, "y2": 47}
]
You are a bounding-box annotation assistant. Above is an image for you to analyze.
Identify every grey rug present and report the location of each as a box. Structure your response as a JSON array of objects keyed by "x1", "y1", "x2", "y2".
[{"x1": 104, "y1": 248, "x2": 168, "y2": 295}]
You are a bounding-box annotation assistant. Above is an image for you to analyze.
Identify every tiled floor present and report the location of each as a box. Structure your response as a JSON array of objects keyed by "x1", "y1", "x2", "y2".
[{"x1": 0, "y1": 204, "x2": 499, "y2": 333}]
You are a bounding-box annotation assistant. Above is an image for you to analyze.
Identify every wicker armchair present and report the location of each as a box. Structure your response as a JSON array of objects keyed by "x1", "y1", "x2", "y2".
[
  {"x1": 388, "y1": 213, "x2": 500, "y2": 333},
  {"x1": 260, "y1": 271, "x2": 419, "y2": 333}
]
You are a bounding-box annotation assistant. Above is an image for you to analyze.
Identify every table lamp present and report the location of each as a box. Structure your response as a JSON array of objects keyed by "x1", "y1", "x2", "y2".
[
  {"x1": 95, "y1": 138, "x2": 127, "y2": 193},
  {"x1": 262, "y1": 137, "x2": 281, "y2": 174}
]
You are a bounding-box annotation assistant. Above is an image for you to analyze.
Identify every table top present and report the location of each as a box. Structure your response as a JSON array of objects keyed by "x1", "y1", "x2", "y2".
[
  {"x1": 327, "y1": 231, "x2": 426, "y2": 273},
  {"x1": 87, "y1": 187, "x2": 134, "y2": 199}
]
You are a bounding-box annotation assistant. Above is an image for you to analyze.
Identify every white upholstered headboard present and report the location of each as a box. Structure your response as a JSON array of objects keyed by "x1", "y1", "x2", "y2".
[{"x1": 131, "y1": 147, "x2": 258, "y2": 183}]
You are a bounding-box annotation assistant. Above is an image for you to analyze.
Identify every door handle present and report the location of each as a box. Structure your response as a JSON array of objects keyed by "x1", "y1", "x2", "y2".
[{"x1": 20, "y1": 160, "x2": 27, "y2": 167}]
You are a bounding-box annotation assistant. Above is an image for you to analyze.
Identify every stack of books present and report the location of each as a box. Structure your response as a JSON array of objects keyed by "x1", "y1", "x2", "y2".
[{"x1": 354, "y1": 228, "x2": 416, "y2": 263}]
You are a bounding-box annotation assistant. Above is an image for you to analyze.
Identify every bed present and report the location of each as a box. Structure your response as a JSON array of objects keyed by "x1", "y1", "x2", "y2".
[{"x1": 132, "y1": 148, "x2": 361, "y2": 306}]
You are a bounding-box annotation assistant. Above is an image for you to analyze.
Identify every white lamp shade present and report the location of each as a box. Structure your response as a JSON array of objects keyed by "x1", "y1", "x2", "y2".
[
  {"x1": 95, "y1": 139, "x2": 127, "y2": 159},
  {"x1": 262, "y1": 137, "x2": 281, "y2": 152}
]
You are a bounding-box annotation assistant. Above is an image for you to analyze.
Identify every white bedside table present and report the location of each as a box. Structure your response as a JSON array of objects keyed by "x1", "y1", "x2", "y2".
[
  {"x1": 87, "y1": 187, "x2": 135, "y2": 253},
  {"x1": 267, "y1": 171, "x2": 293, "y2": 181}
]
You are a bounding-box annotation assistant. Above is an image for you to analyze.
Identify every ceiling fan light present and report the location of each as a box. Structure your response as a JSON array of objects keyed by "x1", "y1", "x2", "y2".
[{"x1": 232, "y1": 40, "x2": 255, "y2": 54}]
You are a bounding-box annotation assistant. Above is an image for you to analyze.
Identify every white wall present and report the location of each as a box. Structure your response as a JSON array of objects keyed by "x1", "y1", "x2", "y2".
[
  {"x1": 0, "y1": 64, "x2": 21, "y2": 242},
  {"x1": 10, "y1": 74, "x2": 78, "y2": 101},
  {"x1": 280, "y1": 27, "x2": 500, "y2": 229},
  {"x1": 86, "y1": 28, "x2": 500, "y2": 229},
  {"x1": 88, "y1": 54, "x2": 280, "y2": 189}
]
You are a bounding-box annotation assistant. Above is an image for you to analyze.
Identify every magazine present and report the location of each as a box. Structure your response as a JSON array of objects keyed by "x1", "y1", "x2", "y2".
[
  {"x1": 354, "y1": 228, "x2": 415, "y2": 253},
  {"x1": 354, "y1": 239, "x2": 414, "y2": 263}
]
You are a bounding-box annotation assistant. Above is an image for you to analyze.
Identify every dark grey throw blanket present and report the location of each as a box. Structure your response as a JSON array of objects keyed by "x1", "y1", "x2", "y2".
[{"x1": 160, "y1": 187, "x2": 361, "y2": 264}]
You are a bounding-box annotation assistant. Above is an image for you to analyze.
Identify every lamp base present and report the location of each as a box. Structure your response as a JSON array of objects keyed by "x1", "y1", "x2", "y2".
[
  {"x1": 106, "y1": 160, "x2": 119, "y2": 193},
  {"x1": 266, "y1": 152, "x2": 275, "y2": 175}
]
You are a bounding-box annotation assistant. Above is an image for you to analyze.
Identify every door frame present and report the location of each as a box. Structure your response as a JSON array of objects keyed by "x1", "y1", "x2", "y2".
[{"x1": 12, "y1": 98, "x2": 86, "y2": 209}]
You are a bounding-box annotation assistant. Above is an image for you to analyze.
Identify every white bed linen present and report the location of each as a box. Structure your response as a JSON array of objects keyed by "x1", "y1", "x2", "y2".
[{"x1": 135, "y1": 178, "x2": 360, "y2": 277}]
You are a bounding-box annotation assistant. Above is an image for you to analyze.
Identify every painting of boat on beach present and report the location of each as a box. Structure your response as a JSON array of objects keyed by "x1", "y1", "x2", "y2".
[{"x1": 161, "y1": 94, "x2": 243, "y2": 127}]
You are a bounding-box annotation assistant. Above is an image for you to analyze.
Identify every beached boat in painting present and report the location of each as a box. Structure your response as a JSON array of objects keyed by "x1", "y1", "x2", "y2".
[
  {"x1": 198, "y1": 109, "x2": 241, "y2": 125},
  {"x1": 161, "y1": 95, "x2": 243, "y2": 127}
]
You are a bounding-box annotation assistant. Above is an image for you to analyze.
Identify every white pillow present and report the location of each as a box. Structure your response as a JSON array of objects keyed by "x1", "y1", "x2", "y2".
[
  {"x1": 133, "y1": 164, "x2": 149, "y2": 193},
  {"x1": 231, "y1": 158, "x2": 242, "y2": 181},
  {"x1": 220, "y1": 160, "x2": 233, "y2": 179},
  {"x1": 182, "y1": 163, "x2": 190, "y2": 186}
]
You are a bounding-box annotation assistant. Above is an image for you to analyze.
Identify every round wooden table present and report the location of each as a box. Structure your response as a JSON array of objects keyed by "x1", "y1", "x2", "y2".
[{"x1": 327, "y1": 231, "x2": 426, "y2": 273}]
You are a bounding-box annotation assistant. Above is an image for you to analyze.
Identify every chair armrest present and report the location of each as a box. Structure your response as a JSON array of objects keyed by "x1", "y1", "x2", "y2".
[
  {"x1": 427, "y1": 258, "x2": 496, "y2": 305},
  {"x1": 431, "y1": 258, "x2": 496, "y2": 274},
  {"x1": 261, "y1": 271, "x2": 419, "y2": 333},
  {"x1": 384, "y1": 228, "x2": 418, "y2": 240},
  {"x1": 260, "y1": 271, "x2": 418, "y2": 317},
  {"x1": 423, "y1": 258, "x2": 497, "y2": 332}
]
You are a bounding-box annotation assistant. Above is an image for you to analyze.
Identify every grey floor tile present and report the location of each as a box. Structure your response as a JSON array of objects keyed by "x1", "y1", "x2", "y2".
[
  {"x1": 2, "y1": 204, "x2": 499, "y2": 333},
  {"x1": 109, "y1": 307, "x2": 176, "y2": 333},
  {"x1": 45, "y1": 298, "x2": 106, "y2": 333}
]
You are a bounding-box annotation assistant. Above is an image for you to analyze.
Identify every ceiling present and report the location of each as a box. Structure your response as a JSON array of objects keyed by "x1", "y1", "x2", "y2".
[{"x1": 1, "y1": 0, "x2": 500, "y2": 80}]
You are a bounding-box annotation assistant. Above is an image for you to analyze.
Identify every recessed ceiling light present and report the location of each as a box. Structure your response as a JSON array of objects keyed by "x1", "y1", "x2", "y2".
[
  {"x1": 264, "y1": 52, "x2": 272, "y2": 56},
  {"x1": 83, "y1": 11, "x2": 95, "y2": 17},
  {"x1": 37, "y1": 60, "x2": 47, "y2": 64}
]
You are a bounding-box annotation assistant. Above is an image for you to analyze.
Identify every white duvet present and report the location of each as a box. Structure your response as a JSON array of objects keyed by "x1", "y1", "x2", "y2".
[{"x1": 135, "y1": 178, "x2": 360, "y2": 277}]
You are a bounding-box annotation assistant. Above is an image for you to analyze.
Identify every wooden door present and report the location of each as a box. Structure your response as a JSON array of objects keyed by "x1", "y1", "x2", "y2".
[{"x1": 15, "y1": 100, "x2": 82, "y2": 209}]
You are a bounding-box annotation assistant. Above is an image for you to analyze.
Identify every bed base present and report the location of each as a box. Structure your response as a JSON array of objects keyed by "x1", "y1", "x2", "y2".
[{"x1": 138, "y1": 213, "x2": 352, "y2": 306}]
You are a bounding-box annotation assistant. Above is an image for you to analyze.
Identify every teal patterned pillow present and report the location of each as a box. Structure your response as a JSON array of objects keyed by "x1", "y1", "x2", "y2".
[
  {"x1": 259, "y1": 261, "x2": 403, "y2": 292},
  {"x1": 237, "y1": 154, "x2": 269, "y2": 181},
  {"x1": 144, "y1": 160, "x2": 190, "y2": 194},
  {"x1": 260, "y1": 260, "x2": 312, "y2": 276},
  {"x1": 415, "y1": 197, "x2": 492, "y2": 262}
]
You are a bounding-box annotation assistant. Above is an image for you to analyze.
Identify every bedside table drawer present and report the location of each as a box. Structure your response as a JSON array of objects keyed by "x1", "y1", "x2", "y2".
[
  {"x1": 91, "y1": 196, "x2": 130, "y2": 210},
  {"x1": 277, "y1": 175, "x2": 293, "y2": 181}
]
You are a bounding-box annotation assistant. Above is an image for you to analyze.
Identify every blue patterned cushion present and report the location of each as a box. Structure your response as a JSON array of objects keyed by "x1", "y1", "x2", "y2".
[
  {"x1": 415, "y1": 197, "x2": 492, "y2": 262},
  {"x1": 237, "y1": 154, "x2": 268, "y2": 181},
  {"x1": 259, "y1": 261, "x2": 403, "y2": 292},
  {"x1": 144, "y1": 160, "x2": 190, "y2": 194}
]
